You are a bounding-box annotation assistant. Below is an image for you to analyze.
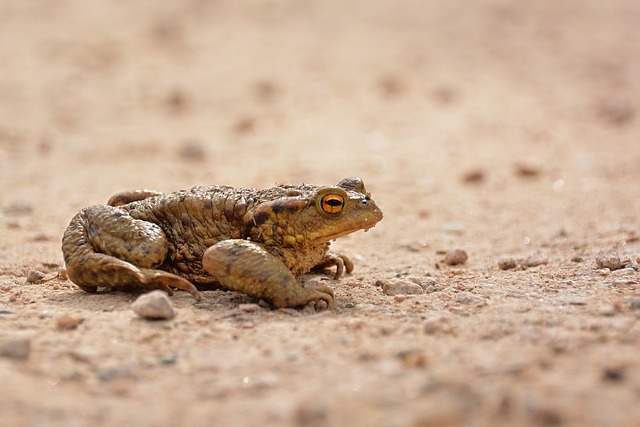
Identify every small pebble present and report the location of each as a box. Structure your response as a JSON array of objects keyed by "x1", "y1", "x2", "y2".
[
  {"x1": 525, "y1": 256, "x2": 549, "y2": 267},
  {"x1": 69, "y1": 346, "x2": 99, "y2": 363},
  {"x1": 418, "y1": 278, "x2": 437, "y2": 290},
  {"x1": 610, "y1": 267, "x2": 635, "y2": 276},
  {"x1": 530, "y1": 407, "x2": 563, "y2": 426},
  {"x1": 396, "y1": 349, "x2": 427, "y2": 368},
  {"x1": 381, "y1": 279, "x2": 424, "y2": 296},
  {"x1": 431, "y1": 85, "x2": 458, "y2": 104},
  {"x1": 448, "y1": 306, "x2": 468, "y2": 314},
  {"x1": 598, "y1": 304, "x2": 616, "y2": 316},
  {"x1": 424, "y1": 283, "x2": 443, "y2": 293},
  {"x1": 602, "y1": 366, "x2": 626, "y2": 382},
  {"x1": 0, "y1": 335, "x2": 31, "y2": 360},
  {"x1": 498, "y1": 258, "x2": 518, "y2": 270},
  {"x1": 98, "y1": 362, "x2": 137, "y2": 382},
  {"x1": 233, "y1": 116, "x2": 256, "y2": 134},
  {"x1": 423, "y1": 316, "x2": 447, "y2": 334},
  {"x1": 394, "y1": 295, "x2": 407, "y2": 302},
  {"x1": 455, "y1": 292, "x2": 481, "y2": 305},
  {"x1": 26, "y1": 270, "x2": 46, "y2": 284},
  {"x1": 166, "y1": 88, "x2": 190, "y2": 112},
  {"x1": 4, "y1": 202, "x2": 33, "y2": 216},
  {"x1": 461, "y1": 168, "x2": 486, "y2": 184},
  {"x1": 399, "y1": 241, "x2": 429, "y2": 252},
  {"x1": 6, "y1": 220, "x2": 20, "y2": 229},
  {"x1": 442, "y1": 223, "x2": 465, "y2": 235},
  {"x1": 624, "y1": 234, "x2": 639, "y2": 244},
  {"x1": 628, "y1": 298, "x2": 640, "y2": 311},
  {"x1": 238, "y1": 303, "x2": 260, "y2": 313},
  {"x1": 378, "y1": 75, "x2": 404, "y2": 98},
  {"x1": 558, "y1": 296, "x2": 587, "y2": 306},
  {"x1": 595, "y1": 251, "x2": 622, "y2": 271},
  {"x1": 597, "y1": 99, "x2": 635, "y2": 126},
  {"x1": 177, "y1": 140, "x2": 206, "y2": 161},
  {"x1": 295, "y1": 404, "x2": 328, "y2": 427},
  {"x1": 132, "y1": 291, "x2": 175, "y2": 320},
  {"x1": 514, "y1": 159, "x2": 542, "y2": 177},
  {"x1": 160, "y1": 352, "x2": 178, "y2": 365},
  {"x1": 444, "y1": 249, "x2": 468, "y2": 266},
  {"x1": 254, "y1": 80, "x2": 280, "y2": 102},
  {"x1": 56, "y1": 314, "x2": 80, "y2": 330}
]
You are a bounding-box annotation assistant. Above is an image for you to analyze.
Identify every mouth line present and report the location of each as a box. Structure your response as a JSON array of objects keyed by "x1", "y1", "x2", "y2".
[
  {"x1": 321, "y1": 223, "x2": 378, "y2": 242},
  {"x1": 322, "y1": 230, "x2": 356, "y2": 241},
  {"x1": 314, "y1": 210, "x2": 383, "y2": 242}
]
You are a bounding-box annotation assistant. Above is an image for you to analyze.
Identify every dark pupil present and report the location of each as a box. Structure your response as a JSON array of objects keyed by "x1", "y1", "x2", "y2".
[{"x1": 325, "y1": 198, "x2": 342, "y2": 207}]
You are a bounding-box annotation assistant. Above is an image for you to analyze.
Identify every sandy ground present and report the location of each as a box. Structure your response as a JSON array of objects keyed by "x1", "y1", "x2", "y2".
[{"x1": 1, "y1": 1, "x2": 640, "y2": 426}]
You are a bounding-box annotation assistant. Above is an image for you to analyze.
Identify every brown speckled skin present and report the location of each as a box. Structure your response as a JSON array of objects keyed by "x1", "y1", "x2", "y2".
[{"x1": 61, "y1": 177, "x2": 383, "y2": 308}]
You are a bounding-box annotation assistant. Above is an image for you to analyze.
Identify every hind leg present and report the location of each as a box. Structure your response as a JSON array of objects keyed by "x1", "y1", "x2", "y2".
[{"x1": 62, "y1": 205, "x2": 200, "y2": 300}]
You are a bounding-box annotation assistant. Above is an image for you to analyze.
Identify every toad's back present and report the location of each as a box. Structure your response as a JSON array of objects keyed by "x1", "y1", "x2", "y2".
[
  {"x1": 62, "y1": 178, "x2": 383, "y2": 309},
  {"x1": 121, "y1": 185, "x2": 297, "y2": 281}
]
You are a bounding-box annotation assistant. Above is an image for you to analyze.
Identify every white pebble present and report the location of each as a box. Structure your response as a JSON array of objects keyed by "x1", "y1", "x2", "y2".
[
  {"x1": 382, "y1": 279, "x2": 424, "y2": 296},
  {"x1": 132, "y1": 291, "x2": 175, "y2": 320}
]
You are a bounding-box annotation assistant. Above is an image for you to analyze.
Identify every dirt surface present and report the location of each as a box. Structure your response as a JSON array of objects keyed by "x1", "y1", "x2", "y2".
[{"x1": 1, "y1": 1, "x2": 640, "y2": 426}]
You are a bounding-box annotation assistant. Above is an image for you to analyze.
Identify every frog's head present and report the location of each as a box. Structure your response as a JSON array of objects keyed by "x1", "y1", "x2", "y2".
[{"x1": 245, "y1": 177, "x2": 383, "y2": 247}]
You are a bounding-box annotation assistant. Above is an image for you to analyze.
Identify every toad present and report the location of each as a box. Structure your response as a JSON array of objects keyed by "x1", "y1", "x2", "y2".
[{"x1": 61, "y1": 177, "x2": 383, "y2": 309}]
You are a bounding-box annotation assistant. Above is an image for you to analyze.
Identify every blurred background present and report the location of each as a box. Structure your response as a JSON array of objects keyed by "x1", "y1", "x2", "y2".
[
  {"x1": 1, "y1": 0, "x2": 639, "y2": 247},
  {"x1": 2, "y1": 2, "x2": 640, "y2": 425}
]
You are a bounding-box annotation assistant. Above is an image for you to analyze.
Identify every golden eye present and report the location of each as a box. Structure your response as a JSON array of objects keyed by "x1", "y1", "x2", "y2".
[{"x1": 320, "y1": 194, "x2": 345, "y2": 214}]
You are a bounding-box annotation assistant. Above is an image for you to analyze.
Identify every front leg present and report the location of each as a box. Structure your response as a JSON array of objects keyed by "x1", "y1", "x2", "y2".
[
  {"x1": 203, "y1": 240, "x2": 334, "y2": 310},
  {"x1": 313, "y1": 252, "x2": 355, "y2": 279}
]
